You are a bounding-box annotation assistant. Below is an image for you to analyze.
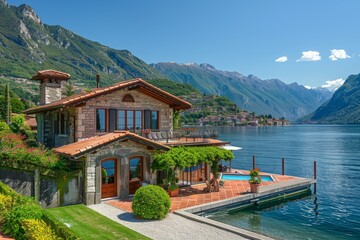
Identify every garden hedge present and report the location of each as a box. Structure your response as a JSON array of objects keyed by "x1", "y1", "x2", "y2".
[{"x1": 0, "y1": 182, "x2": 79, "y2": 240}]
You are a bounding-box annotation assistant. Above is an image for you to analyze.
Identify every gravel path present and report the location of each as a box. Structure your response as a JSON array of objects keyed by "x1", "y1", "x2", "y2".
[{"x1": 88, "y1": 202, "x2": 248, "y2": 240}]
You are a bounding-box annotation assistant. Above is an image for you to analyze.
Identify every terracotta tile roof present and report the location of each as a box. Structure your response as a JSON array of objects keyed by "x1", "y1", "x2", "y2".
[
  {"x1": 32, "y1": 69, "x2": 70, "y2": 80},
  {"x1": 54, "y1": 131, "x2": 170, "y2": 159},
  {"x1": 24, "y1": 78, "x2": 191, "y2": 114}
]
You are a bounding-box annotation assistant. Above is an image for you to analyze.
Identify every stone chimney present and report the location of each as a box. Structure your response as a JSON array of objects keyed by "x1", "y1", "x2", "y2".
[{"x1": 32, "y1": 69, "x2": 70, "y2": 105}]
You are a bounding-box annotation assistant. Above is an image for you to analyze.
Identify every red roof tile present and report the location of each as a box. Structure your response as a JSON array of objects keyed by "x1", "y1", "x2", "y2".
[
  {"x1": 24, "y1": 78, "x2": 191, "y2": 114},
  {"x1": 54, "y1": 131, "x2": 170, "y2": 158}
]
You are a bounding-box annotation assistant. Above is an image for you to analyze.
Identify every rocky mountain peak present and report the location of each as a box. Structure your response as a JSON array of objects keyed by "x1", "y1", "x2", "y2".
[
  {"x1": 247, "y1": 74, "x2": 261, "y2": 81},
  {"x1": 18, "y1": 4, "x2": 41, "y2": 24},
  {"x1": 200, "y1": 63, "x2": 216, "y2": 70},
  {"x1": 0, "y1": 0, "x2": 7, "y2": 7}
]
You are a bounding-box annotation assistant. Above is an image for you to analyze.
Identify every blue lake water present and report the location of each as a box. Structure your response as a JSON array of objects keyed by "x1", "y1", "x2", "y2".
[{"x1": 205, "y1": 125, "x2": 360, "y2": 240}]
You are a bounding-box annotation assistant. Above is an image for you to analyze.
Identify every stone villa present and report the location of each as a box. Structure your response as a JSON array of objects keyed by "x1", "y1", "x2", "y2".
[{"x1": 24, "y1": 70, "x2": 228, "y2": 205}]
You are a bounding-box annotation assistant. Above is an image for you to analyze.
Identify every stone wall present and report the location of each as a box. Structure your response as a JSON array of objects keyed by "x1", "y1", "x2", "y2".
[
  {"x1": 0, "y1": 168, "x2": 34, "y2": 196},
  {"x1": 75, "y1": 88, "x2": 173, "y2": 140},
  {"x1": 84, "y1": 139, "x2": 156, "y2": 205},
  {"x1": 0, "y1": 167, "x2": 82, "y2": 208}
]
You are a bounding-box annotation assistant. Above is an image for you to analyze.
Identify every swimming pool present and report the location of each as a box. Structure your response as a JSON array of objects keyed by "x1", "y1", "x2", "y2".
[{"x1": 221, "y1": 173, "x2": 274, "y2": 182}]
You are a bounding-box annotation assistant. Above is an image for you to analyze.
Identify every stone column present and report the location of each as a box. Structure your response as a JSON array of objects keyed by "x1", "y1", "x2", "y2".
[
  {"x1": 120, "y1": 157, "x2": 129, "y2": 199},
  {"x1": 84, "y1": 158, "x2": 96, "y2": 205}
]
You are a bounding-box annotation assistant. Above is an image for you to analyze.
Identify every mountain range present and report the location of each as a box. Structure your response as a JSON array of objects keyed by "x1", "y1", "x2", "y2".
[
  {"x1": 0, "y1": 1, "x2": 336, "y2": 121},
  {"x1": 0, "y1": 0, "x2": 164, "y2": 87},
  {"x1": 305, "y1": 73, "x2": 360, "y2": 124},
  {"x1": 151, "y1": 62, "x2": 332, "y2": 120}
]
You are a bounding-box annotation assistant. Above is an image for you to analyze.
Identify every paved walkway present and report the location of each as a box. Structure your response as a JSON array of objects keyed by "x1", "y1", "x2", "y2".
[
  {"x1": 106, "y1": 171, "x2": 296, "y2": 212},
  {"x1": 88, "y1": 202, "x2": 249, "y2": 240}
]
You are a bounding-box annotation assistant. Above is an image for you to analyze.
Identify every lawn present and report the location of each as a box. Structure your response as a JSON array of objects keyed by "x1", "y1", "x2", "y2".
[{"x1": 46, "y1": 204, "x2": 151, "y2": 240}]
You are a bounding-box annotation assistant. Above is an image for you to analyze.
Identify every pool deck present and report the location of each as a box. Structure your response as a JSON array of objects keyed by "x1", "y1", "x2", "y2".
[
  {"x1": 105, "y1": 169, "x2": 315, "y2": 213},
  {"x1": 103, "y1": 170, "x2": 315, "y2": 240}
]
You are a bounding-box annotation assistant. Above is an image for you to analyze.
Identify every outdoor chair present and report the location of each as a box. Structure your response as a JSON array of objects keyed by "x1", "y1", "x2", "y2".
[
  {"x1": 219, "y1": 180, "x2": 225, "y2": 188},
  {"x1": 150, "y1": 132, "x2": 158, "y2": 141}
]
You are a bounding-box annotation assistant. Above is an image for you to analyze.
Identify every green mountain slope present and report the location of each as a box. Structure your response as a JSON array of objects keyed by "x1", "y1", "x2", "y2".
[
  {"x1": 151, "y1": 62, "x2": 332, "y2": 120},
  {"x1": 0, "y1": 1, "x2": 164, "y2": 87},
  {"x1": 307, "y1": 73, "x2": 360, "y2": 124}
]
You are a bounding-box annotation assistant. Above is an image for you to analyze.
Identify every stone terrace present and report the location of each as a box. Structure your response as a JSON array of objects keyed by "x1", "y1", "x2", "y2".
[{"x1": 106, "y1": 170, "x2": 297, "y2": 213}]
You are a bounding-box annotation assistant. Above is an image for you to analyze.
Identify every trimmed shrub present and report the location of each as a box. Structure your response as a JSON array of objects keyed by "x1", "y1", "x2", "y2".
[
  {"x1": 21, "y1": 219, "x2": 59, "y2": 240},
  {"x1": 0, "y1": 194, "x2": 12, "y2": 221},
  {"x1": 42, "y1": 211, "x2": 80, "y2": 240},
  {"x1": 3, "y1": 204, "x2": 43, "y2": 240},
  {"x1": 132, "y1": 185, "x2": 171, "y2": 220}
]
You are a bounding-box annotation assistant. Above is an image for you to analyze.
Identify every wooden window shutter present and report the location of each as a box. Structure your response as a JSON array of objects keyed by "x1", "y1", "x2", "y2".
[
  {"x1": 108, "y1": 109, "x2": 117, "y2": 132},
  {"x1": 144, "y1": 110, "x2": 151, "y2": 129}
]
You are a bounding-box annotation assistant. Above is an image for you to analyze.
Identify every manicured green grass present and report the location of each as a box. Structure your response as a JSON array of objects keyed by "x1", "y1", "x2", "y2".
[{"x1": 46, "y1": 204, "x2": 151, "y2": 240}]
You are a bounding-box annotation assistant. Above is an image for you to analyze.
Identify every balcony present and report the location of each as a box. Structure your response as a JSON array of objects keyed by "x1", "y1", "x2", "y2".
[{"x1": 135, "y1": 128, "x2": 229, "y2": 147}]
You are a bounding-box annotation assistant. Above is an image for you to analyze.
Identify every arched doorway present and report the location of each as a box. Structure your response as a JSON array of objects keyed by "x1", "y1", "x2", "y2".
[
  {"x1": 129, "y1": 156, "x2": 143, "y2": 194},
  {"x1": 101, "y1": 159, "x2": 117, "y2": 198}
]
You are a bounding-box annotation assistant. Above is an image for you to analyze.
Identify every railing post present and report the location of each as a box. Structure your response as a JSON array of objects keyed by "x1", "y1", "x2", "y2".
[
  {"x1": 314, "y1": 160, "x2": 317, "y2": 193},
  {"x1": 252, "y1": 155, "x2": 256, "y2": 170},
  {"x1": 282, "y1": 158, "x2": 285, "y2": 175}
]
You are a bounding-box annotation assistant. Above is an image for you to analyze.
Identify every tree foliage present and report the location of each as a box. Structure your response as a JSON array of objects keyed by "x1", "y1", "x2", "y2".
[
  {"x1": 4, "y1": 83, "x2": 11, "y2": 124},
  {"x1": 62, "y1": 81, "x2": 75, "y2": 97},
  {"x1": 151, "y1": 146, "x2": 234, "y2": 189}
]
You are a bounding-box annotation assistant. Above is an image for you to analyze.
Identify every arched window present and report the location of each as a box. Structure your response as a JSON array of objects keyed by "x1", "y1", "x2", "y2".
[{"x1": 122, "y1": 94, "x2": 135, "y2": 102}]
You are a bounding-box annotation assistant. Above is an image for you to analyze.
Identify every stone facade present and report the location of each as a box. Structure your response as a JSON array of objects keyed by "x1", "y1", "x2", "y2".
[
  {"x1": 75, "y1": 88, "x2": 173, "y2": 140},
  {"x1": 84, "y1": 140, "x2": 156, "y2": 205},
  {"x1": 38, "y1": 108, "x2": 76, "y2": 148},
  {"x1": 33, "y1": 81, "x2": 181, "y2": 205},
  {"x1": 40, "y1": 81, "x2": 62, "y2": 105}
]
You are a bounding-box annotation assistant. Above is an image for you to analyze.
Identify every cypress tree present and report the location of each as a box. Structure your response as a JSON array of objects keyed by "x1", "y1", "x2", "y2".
[{"x1": 5, "y1": 83, "x2": 11, "y2": 124}]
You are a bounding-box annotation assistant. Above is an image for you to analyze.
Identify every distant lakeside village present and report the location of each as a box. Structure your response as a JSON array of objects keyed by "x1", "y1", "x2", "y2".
[{"x1": 179, "y1": 93, "x2": 290, "y2": 127}]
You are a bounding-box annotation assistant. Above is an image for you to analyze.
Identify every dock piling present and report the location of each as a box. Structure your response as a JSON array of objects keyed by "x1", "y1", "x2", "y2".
[
  {"x1": 252, "y1": 156, "x2": 256, "y2": 170},
  {"x1": 314, "y1": 160, "x2": 317, "y2": 193},
  {"x1": 282, "y1": 158, "x2": 285, "y2": 175}
]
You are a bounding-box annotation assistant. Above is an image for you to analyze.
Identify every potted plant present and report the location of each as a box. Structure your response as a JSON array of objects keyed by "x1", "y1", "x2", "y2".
[
  {"x1": 249, "y1": 168, "x2": 262, "y2": 193},
  {"x1": 168, "y1": 183, "x2": 179, "y2": 197},
  {"x1": 166, "y1": 168, "x2": 180, "y2": 197}
]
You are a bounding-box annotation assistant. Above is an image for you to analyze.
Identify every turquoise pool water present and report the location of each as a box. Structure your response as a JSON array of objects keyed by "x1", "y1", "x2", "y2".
[{"x1": 221, "y1": 174, "x2": 273, "y2": 182}]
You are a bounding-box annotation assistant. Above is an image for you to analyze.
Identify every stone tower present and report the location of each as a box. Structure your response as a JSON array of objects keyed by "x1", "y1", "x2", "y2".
[{"x1": 32, "y1": 69, "x2": 70, "y2": 105}]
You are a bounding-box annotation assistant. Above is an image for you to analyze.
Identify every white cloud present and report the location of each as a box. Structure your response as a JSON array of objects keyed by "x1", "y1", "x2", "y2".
[
  {"x1": 321, "y1": 78, "x2": 345, "y2": 91},
  {"x1": 275, "y1": 56, "x2": 287, "y2": 62},
  {"x1": 329, "y1": 49, "x2": 350, "y2": 61},
  {"x1": 297, "y1": 51, "x2": 321, "y2": 62}
]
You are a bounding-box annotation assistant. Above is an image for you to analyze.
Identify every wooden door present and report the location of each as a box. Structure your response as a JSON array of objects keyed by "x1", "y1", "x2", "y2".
[
  {"x1": 129, "y1": 157, "x2": 143, "y2": 195},
  {"x1": 101, "y1": 159, "x2": 117, "y2": 198}
]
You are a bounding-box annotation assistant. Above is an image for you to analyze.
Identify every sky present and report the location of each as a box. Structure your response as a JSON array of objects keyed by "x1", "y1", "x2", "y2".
[{"x1": 7, "y1": 0, "x2": 360, "y2": 90}]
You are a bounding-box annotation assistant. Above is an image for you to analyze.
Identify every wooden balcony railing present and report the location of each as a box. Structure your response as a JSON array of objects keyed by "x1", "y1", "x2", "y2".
[{"x1": 134, "y1": 128, "x2": 218, "y2": 143}]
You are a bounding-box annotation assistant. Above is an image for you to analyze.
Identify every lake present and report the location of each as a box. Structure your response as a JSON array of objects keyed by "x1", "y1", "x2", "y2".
[{"x1": 205, "y1": 125, "x2": 360, "y2": 240}]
